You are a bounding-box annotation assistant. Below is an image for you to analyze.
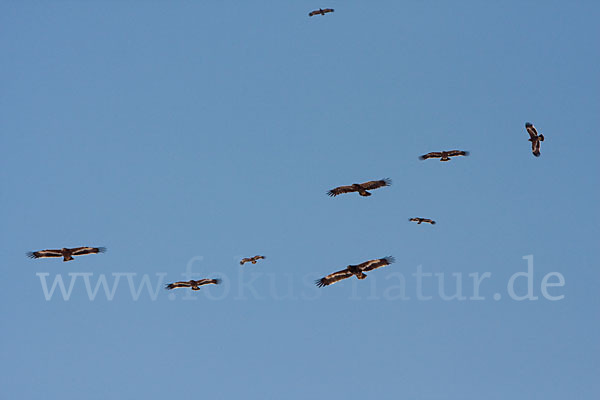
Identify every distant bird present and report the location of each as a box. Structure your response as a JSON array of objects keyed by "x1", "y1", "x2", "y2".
[
  {"x1": 309, "y1": 8, "x2": 334, "y2": 17},
  {"x1": 240, "y1": 255, "x2": 266, "y2": 265},
  {"x1": 419, "y1": 150, "x2": 469, "y2": 161},
  {"x1": 525, "y1": 122, "x2": 544, "y2": 157},
  {"x1": 315, "y1": 256, "x2": 395, "y2": 287},
  {"x1": 409, "y1": 217, "x2": 436, "y2": 225},
  {"x1": 27, "y1": 247, "x2": 106, "y2": 262},
  {"x1": 165, "y1": 279, "x2": 221, "y2": 291},
  {"x1": 327, "y1": 178, "x2": 391, "y2": 197}
]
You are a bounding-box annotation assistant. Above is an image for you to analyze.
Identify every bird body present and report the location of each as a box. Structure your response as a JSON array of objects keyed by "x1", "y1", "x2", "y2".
[
  {"x1": 165, "y1": 279, "x2": 220, "y2": 291},
  {"x1": 27, "y1": 247, "x2": 106, "y2": 262},
  {"x1": 525, "y1": 122, "x2": 544, "y2": 157},
  {"x1": 309, "y1": 8, "x2": 334, "y2": 17},
  {"x1": 327, "y1": 178, "x2": 391, "y2": 197},
  {"x1": 315, "y1": 257, "x2": 395, "y2": 287}
]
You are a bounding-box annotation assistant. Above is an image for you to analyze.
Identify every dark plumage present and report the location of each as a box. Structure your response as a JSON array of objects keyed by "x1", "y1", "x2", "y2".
[
  {"x1": 308, "y1": 8, "x2": 334, "y2": 17},
  {"x1": 525, "y1": 122, "x2": 544, "y2": 157},
  {"x1": 419, "y1": 150, "x2": 469, "y2": 161},
  {"x1": 164, "y1": 279, "x2": 221, "y2": 291},
  {"x1": 315, "y1": 256, "x2": 395, "y2": 287},
  {"x1": 409, "y1": 217, "x2": 436, "y2": 225},
  {"x1": 240, "y1": 255, "x2": 266, "y2": 265},
  {"x1": 27, "y1": 247, "x2": 106, "y2": 262},
  {"x1": 327, "y1": 178, "x2": 391, "y2": 197}
]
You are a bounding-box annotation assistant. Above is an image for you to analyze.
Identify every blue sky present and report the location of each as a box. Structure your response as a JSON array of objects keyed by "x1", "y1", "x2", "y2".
[{"x1": 1, "y1": 1, "x2": 599, "y2": 399}]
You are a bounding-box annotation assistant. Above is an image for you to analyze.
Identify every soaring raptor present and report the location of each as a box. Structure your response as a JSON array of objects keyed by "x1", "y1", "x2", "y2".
[
  {"x1": 327, "y1": 178, "x2": 391, "y2": 197},
  {"x1": 165, "y1": 279, "x2": 221, "y2": 291},
  {"x1": 27, "y1": 247, "x2": 106, "y2": 262},
  {"x1": 525, "y1": 122, "x2": 544, "y2": 157},
  {"x1": 308, "y1": 8, "x2": 334, "y2": 17},
  {"x1": 419, "y1": 150, "x2": 469, "y2": 161},
  {"x1": 409, "y1": 217, "x2": 436, "y2": 225},
  {"x1": 240, "y1": 255, "x2": 266, "y2": 265},
  {"x1": 315, "y1": 256, "x2": 395, "y2": 287}
]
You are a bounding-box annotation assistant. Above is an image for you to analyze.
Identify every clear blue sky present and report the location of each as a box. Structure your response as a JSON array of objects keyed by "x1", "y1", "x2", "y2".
[{"x1": 1, "y1": 1, "x2": 599, "y2": 399}]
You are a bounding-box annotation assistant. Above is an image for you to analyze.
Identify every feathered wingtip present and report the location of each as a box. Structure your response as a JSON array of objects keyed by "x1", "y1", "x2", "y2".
[
  {"x1": 381, "y1": 178, "x2": 392, "y2": 186},
  {"x1": 213, "y1": 279, "x2": 222, "y2": 285},
  {"x1": 315, "y1": 279, "x2": 326, "y2": 288},
  {"x1": 26, "y1": 252, "x2": 36, "y2": 259},
  {"x1": 462, "y1": 151, "x2": 470, "y2": 156},
  {"x1": 164, "y1": 284, "x2": 175, "y2": 290},
  {"x1": 383, "y1": 256, "x2": 395, "y2": 264},
  {"x1": 326, "y1": 190, "x2": 336, "y2": 197},
  {"x1": 97, "y1": 247, "x2": 107, "y2": 254},
  {"x1": 525, "y1": 122, "x2": 533, "y2": 128},
  {"x1": 239, "y1": 261, "x2": 244, "y2": 265},
  {"x1": 430, "y1": 221, "x2": 436, "y2": 225},
  {"x1": 418, "y1": 154, "x2": 428, "y2": 160}
]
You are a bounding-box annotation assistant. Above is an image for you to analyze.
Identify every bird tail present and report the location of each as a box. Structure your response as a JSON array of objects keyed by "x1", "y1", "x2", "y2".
[
  {"x1": 63, "y1": 255, "x2": 74, "y2": 262},
  {"x1": 356, "y1": 272, "x2": 367, "y2": 280},
  {"x1": 440, "y1": 158, "x2": 450, "y2": 161},
  {"x1": 539, "y1": 134, "x2": 544, "y2": 141},
  {"x1": 359, "y1": 191, "x2": 371, "y2": 197}
]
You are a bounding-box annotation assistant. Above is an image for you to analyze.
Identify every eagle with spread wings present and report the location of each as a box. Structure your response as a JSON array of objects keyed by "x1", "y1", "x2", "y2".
[
  {"x1": 240, "y1": 255, "x2": 266, "y2": 265},
  {"x1": 165, "y1": 279, "x2": 221, "y2": 291},
  {"x1": 419, "y1": 150, "x2": 469, "y2": 161},
  {"x1": 27, "y1": 247, "x2": 106, "y2": 262},
  {"x1": 525, "y1": 122, "x2": 544, "y2": 157},
  {"x1": 315, "y1": 256, "x2": 395, "y2": 287},
  {"x1": 327, "y1": 178, "x2": 391, "y2": 197},
  {"x1": 409, "y1": 217, "x2": 436, "y2": 225},
  {"x1": 309, "y1": 8, "x2": 334, "y2": 17}
]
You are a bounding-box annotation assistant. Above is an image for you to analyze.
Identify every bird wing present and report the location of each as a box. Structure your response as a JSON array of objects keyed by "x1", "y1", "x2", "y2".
[
  {"x1": 525, "y1": 123, "x2": 538, "y2": 140},
  {"x1": 358, "y1": 256, "x2": 395, "y2": 272},
  {"x1": 419, "y1": 152, "x2": 442, "y2": 160},
  {"x1": 532, "y1": 139, "x2": 541, "y2": 157},
  {"x1": 240, "y1": 258, "x2": 250, "y2": 265},
  {"x1": 424, "y1": 219, "x2": 436, "y2": 224},
  {"x1": 360, "y1": 178, "x2": 391, "y2": 190},
  {"x1": 253, "y1": 255, "x2": 265, "y2": 261},
  {"x1": 165, "y1": 281, "x2": 193, "y2": 290},
  {"x1": 196, "y1": 279, "x2": 221, "y2": 286},
  {"x1": 308, "y1": 10, "x2": 321, "y2": 16},
  {"x1": 447, "y1": 150, "x2": 469, "y2": 157},
  {"x1": 323, "y1": 8, "x2": 334, "y2": 13},
  {"x1": 27, "y1": 249, "x2": 63, "y2": 259},
  {"x1": 315, "y1": 268, "x2": 353, "y2": 287},
  {"x1": 327, "y1": 185, "x2": 358, "y2": 197},
  {"x1": 71, "y1": 247, "x2": 106, "y2": 256},
  {"x1": 409, "y1": 218, "x2": 419, "y2": 222}
]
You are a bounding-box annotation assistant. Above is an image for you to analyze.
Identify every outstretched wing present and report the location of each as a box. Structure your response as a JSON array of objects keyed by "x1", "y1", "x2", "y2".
[
  {"x1": 423, "y1": 219, "x2": 436, "y2": 224},
  {"x1": 71, "y1": 247, "x2": 106, "y2": 256},
  {"x1": 315, "y1": 268, "x2": 353, "y2": 287},
  {"x1": 253, "y1": 255, "x2": 266, "y2": 261},
  {"x1": 322, "y1": 8, "x2": 334, "y2": 14},
  {"x1": 525, "y1": 122, "x2": 538, "y2": 140},
  {"x1": 327, "y1": 185, "x2": 358, "y2": 197},
  {"x1": 532, "y1": 139, "x2": 541, "y2": 157},
  {"x1": 165, "y1": 281, "x2": 193, "y2": 290},
  {"x1": 240, "y1": 258, "x2": 250, "y2": 265},
  {"x1": 409, "y1": 218, "x2": 419, "y2": 222},
  {"x1": 360, "y1": 178, "x2": 391, "y2": 190},
  {"x1": 419, "y1": 152, "x2": 442, "y2": 160},
  {"x1": 27, "y1": 249, "x2": 63, "y2": 259},
  {"x1": 196, "y1": 279, "x2": 221, "y2": 286},
  {"x1": 357, "y1": 256, "x2": 395, "y2": 272},
  {"x1": 447, "y1": 150, "x2": 469, "y2": 157}
]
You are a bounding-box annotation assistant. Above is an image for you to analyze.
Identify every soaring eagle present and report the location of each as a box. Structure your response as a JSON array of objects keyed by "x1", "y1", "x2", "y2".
[
  {"x1": 525, "y1": 122, "x2": 544, "y2": 157},
  {"x1": 327, "y1": 178, "x2": 391, "y2": 197},
  {"x1": 315, "y1": 256, "x2": 395, "y2": 287},
  {"x1": 27, "y1": 247, "x2": 106, "y2": 262},
  {"x1": 309, "y1": 8, "x2": 334, "y2": 17},
  {"x1": 419, "y1": 150, "x2": 469, "y2": 161},
  {"x1": 409, "y1": 217, "x2": 436, "y2": 225},
  {"x1": 165, "y1": 279, "x2": 221, "y2": 291},
  {"x1": 240, "y1": 255, "x2": 266, "y2": 265}
]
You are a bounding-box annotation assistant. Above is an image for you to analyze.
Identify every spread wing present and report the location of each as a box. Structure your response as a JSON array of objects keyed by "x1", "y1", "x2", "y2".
[
  {"x1": 253, "y1": 255, "x2": 266, "y2": 261},
  {"x1": 327, "y1": 185, "x2": 358, "y2": 197},
  {"x1": 409, "y1": 218, "x2": 419, "y2": 222},
  {"x1": 446, "y1": 150, "x2": 469, "y2": 157},
  {"x1": 27, "y1": 249, "x2": 63, "y2": 259},
  {"x1": 323, "y1": 8, "x2": 334, "y2": 14},
  {"x1": 315, "y1": 268, "x2": 353, "y2": 287},
  {"x1": 360, "y1": 178, "x2": 391, "y2": 190},
  {"x1": 423, "y1": 219, "x2": 436, "y2": 224},
  {"x1": 357, "y1": 256, "x2": 395, "y2": 272},
  {"x1": 532, "y1": 139, "x2": 541, "y2": 157},
  {"x1": 196, "y1": 279, "x2": 221, "y2": 286},
  {"x1": 419, "y1": 152, "x2": 442, "y2": 160},
  {"x1": 165, "y1": 281, "x2": 193, "y2": 290},
  {"x1": 70, "y1": 247, "x2": 106, "y2": 256},
  {"x1": 240, "y1": 258, "x2": 251, "y2": 265},
  {"x1": 525, "y1": 122, "x2": 538, "y2": 140}
]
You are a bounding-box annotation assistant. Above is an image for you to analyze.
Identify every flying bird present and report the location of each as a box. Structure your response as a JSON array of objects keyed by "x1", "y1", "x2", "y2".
[
  {"x1": 525, "y1": 122, "x2": 544, "y2": 157},
  {"x1": 419, "y1": 150, "x2": 469, "y2": 161},
  {"x1": 240, "y1": 255, "x2": 266, "y2": 265},
  {"x1": 165, "y1": 279, "x2": 221, "y2": 291},
  {"x1": 409, "y1": 217, "x2": 436, "y2": 225},
  {"x1": 327, "y1": 178, "x2": 391, "y2": 197},
  {"x1": 27, "y1": 247, "x2": 106, "y2": 262},
  {"x1": 309, "y1": 8, "x2": 334, "y2": 17},
  {"x1": 315, "y1": 256, "x2": 395, "y2": 287}
]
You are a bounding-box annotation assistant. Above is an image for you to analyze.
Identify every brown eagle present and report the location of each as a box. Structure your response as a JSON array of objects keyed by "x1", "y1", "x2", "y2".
[
  {"x1": 165, "y1": 279, "x2": 221, "y2": 291},
  {"x1": 327, "y1": 178, "x2": 391, "y2": 197},
  {"x1": 419, "y1": 150, "x2": 469, "y2": 161},
  {"x1": 309, "y1": 8, "x2": 334, "y2": 17},
  {"x1": 27, "y1": 247, "x2": 106, "y2": 262},
  {"x1": 240, "y1": 255, "x2": 266, "y2": 265},
  {"x1": 525, "y1": 122, "x2": 544, "y2": 157},
  {"x1": 409, "y1": 217, "x2": 436, "y2": 225},
  {"x1": 315, "y1": 256, "x2": 395, "y2": 287}
]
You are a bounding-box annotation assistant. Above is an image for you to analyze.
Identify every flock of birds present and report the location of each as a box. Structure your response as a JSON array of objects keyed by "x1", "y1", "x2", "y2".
[{"x1": 26, "y1": 7, "x2": 546, "y2": 294}]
